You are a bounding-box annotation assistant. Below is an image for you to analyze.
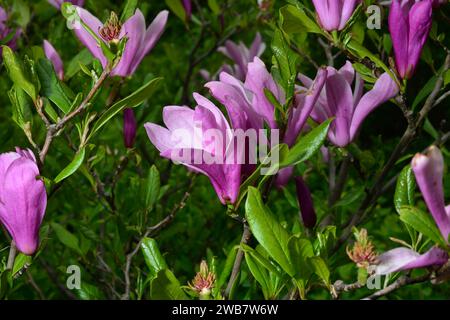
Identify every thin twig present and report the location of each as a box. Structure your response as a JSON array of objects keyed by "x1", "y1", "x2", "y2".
[
  {"x1": 121, "y1": 176, "x2": 196, "y2": 300},
  {"x1": 224, "y1": 222, "x2": 251, "y2": 298},
  {"x1": 6, "y1": 241, "x2": 16, "y2": 270}
]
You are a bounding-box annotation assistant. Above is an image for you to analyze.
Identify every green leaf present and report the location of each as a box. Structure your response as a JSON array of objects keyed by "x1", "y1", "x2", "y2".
[
  {"x1": 280, "y1": 4, "x2": 324, "y2": 35},
  {"x1": 141, "y1": 238, "x2": 167, "y2": 279},
  {"x1": 281, "y1": 119, "x2": 332, "y2": 167},
  {"x1": 394, "y1": 165, "x2": 416, "y2": 214},
  {"x1": 76, "y1": 283, "x2": 105, "y2": 300},
  {"x1": 8, "y1": 86, "x2": 33, "y2": 129},
  {"x1": 217, "y1": 246, "x2": 238, "y2": 290},
  {"x1": 245, "y1": 187, "x2": 294, "y2": 276},
  {"x1": 87, "y1": 77, "x2": 162, "y2": 141},
  {"x1": 36, "y1": 58, "x2": 72, "y2": 113},
  {"x1": 412, "y1": 76, "x2": 437, "y2": 110},
  {"x1": 51, "y1": 222, "x2": 82, "y2": 255},
  {"x1": 288, "y1": 236, "x2": 314, "y2": 279},
  {"x1": 12, "y1": 253, "x2": 32, "y2": 278},
  {"x1": 399, "y1": 206, "x2": 446, "y2": 246},
  {"x1": 208, "y1": 0, "x2": 220, "y2": 15},
  {"x1": 309, "y1": 256, "x2": 330, "y2": 288},
  {"x1": 120, "y1": 0, "x2": 138, "y2": 22},
  {"x1": 145, "y1": 166, "x2": 160, "y2": 212},
  {"x1": 66, "y1": 49, "x2": 94, "y2": 79},
  {"x1": 2, "y1": 46, "x2": 37, "y2": 101},
  {"x1": 12, "y1": 0, "x2": 30, "y2": 29},
  {"x1": 271, "y1": 29, "x2": 297, "y2": 98},
  {"x1": 244, "y1": 250, "x2": 272, "y2": 299},
  {"x1": 54, "y1": 148, "x2": 86, "y2": 183},
  {"x1": 165, "y1": 0, "x2": 186, "y2": 22},
  {"x1": 151, "y1": 269, "x2": 188, "y2": 300}
]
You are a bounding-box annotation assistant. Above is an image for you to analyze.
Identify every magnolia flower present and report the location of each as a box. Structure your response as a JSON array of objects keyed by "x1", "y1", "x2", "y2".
[
  {"x1": 374, "y1": 146, "x2": 450, "y2": 275},
  {"x1": 123, "y1": 108, "x2": 137, "y2": 148},
  {"x1": 389, "y1": 0, "x2": 432, "y2": 79},
  {"x1": 206, "y1": 57, "x2": 327, "y2": 185},
  {"x1": 312, "y1": 0, "x2": 362, "y2": 31},
  {"x1": 73, "y1": 6, "x2": 168, "y2": 77},
  {"x1": 380, "y1": 0, "x2": 445, "y2": 9},
  {"x1": 295, "y1": 176, "x2": 317, "y2": 228},
  {"x1": 203, "y1": 33, "x2": 266, "y2": 82},
  {"x1": 0, "y1": 6, "x2": 21, "y2": 51},
  {"x1": 305, "y1": 61, "x2": 399, "y2": 147},
  {"x1": 48, "y1": 0, "x2": 84, "y2": 9},
  {"x1": 412, "y1": 146, "x2": 450, "y2": 241},
  {"x1": 0, "y1": 148, "x2": 47, "y2": 255},
  {"x1": 188, "y1": 260, "x2": 215, "y2": 299},
  {"x1": 145, "y1": 93, "x2": 242, "y2": 204},
  {"x1": 182, "y1": 0, "x2": 192, "y2": 21},
  {"x1": 347, "y1": 228, "x2": 378, "y2": 269},
  {"x1": 43, "y1": 40, "x2": 64, "y2": 80}
]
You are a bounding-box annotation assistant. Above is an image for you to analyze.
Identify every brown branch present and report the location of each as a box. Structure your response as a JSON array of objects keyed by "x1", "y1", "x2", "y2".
[
  {"x1": 362, "y1": 274, "x2": 431, "y2": 300},
  {"x1": 224, "y1": 222, "x2": 251, "y2": 298},
  {"x1": 335, "y1": 53, "x2": 450, "y2": 250},
  {"x1": 121, "y1": 176, "x2": 196, "y2": 300},
  {"x1": 39, "y1": 68, "x2": 110, "y2": 164}
]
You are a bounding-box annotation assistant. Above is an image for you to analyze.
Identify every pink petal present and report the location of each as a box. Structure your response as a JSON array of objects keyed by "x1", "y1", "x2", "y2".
[{"x1": 43, "y1": 40, "x2": 64, "y2": 80}]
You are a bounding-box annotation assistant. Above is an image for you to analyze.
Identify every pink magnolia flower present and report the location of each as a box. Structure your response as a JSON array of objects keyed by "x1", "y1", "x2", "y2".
[
  {"x1": 201, "y1": 33, "x2": 266, "y2": 82},
  {"x1": 145, "y1": 94, "x2": 242, "y2": 204},
  {"x1": 206, "y1": 57, "x2": 327, "y2": 186},
  {"x1": 0, "y1": 148, "x2": 47, "y2": 255},
  {"x1": 73, "y1": 6, "x2": 168, "y2": 77},
  {"x1": 305, "y1": 61, "x2": 399, "y2": 147},
  {"x1": 123, "y1": 108, "x2": 137, "y2": 149},
  {"x1": 43, "y1": 40, "x2": 64, "y2": 80},
  {"x1": 389, "y1": 0, "x2": 432, "y2": 79},
  {"x1": 182, "y1": 0, "x2": 192, "y2": 21},
  {"x1": 48, "y1": 0, "x2": 84, "y2": 9},
  {"x1": 374, "y1": 146, "x2": 450, "y2": 275},
  {"x1": 312, "y1": 0, "x2": 362, "y2": 31}
]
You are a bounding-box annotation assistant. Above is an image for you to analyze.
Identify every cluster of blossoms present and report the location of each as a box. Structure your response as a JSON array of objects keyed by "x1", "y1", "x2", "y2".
[{"x1": 0, "y1": 0, "x2": 447, "y2": 287}]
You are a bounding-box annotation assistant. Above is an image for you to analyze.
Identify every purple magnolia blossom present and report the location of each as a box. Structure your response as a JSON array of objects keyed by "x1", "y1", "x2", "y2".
[
  {"x1": 43, "y1": 40, "x2": 64, "y2": 80},
  {"x1": 374, "y1": 146, "x2": 450, "y2": 275},
  {"x1": 0, "y1": 6, "x2": 21, "y2": 51},
  {"x1": 0, "y1": 148, "x2": 47, "y2": 255},
  {"x1": 412, "y1": 146, "x2": 450, "y2": 241},
  {"x1": 380, "y1": 0, "x2": 445, "y2": 9},
  {"x1": 295, "y1": 176, "x2": 317, "y2": 228},
  {"x1": 182, "y1": 0, "x2": 192, "y2": 20},
  {"x1": 389, "y1": 0, "x2": 432, "y2": 79},
  {"x1": 48, "y1": 0, "x2": 84, "y2": 9},
  {"x1": 123, "y1": 108, "x2": 137, "y2": 148},
  {"x1": 73, "y1": 6, "x2": 168, "y2": 77},
  {"x1": 213, "y1": 33, "x2": 266, "y2": 81},
  {"x1": 304, "y1": 61, "x2": 399, "y2": 147},
  {"x1": 145, "y1": 94, "x2": 242, "y2": 204},
  {"x1": 375, "y1": 247, "x2": 448, "y2": 275},
  {"x1": 312, "y1": 0, "x2": 362, "y2": 31},
  {"x1": 206, "y1": 57, "x2": 327, "y2": 186}
]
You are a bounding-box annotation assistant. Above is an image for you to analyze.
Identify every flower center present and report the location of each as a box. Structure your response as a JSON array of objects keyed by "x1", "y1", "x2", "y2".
[{"x1": 99, "y1": 12, "x2": 122, "y2": 43}]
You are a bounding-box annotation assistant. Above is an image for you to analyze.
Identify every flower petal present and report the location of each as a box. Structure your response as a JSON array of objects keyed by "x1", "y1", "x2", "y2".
[
  {"x1": 350, "y1": 73, "x2": 398, "y2": 140},
  {"x1": 43, "y1": 40, "x2": 64, "y2": 80},
  {"x1": 412, "y1": 146, "x2": 450, "y2": 240},
  {"x1": 375, "y1": 247, "x2": 448, "y2": 275},
  {"x1": 74, "y1": 6, "x2": 108, "y2": 68},
  {"x1": 111, "y1": 9, "x2": 146, "y2": 77}
]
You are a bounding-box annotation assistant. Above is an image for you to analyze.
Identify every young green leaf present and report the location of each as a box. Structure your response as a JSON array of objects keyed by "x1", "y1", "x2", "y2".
[
  {"x1": 141, "y1": 238, "x2": 168, "y2": 279},
  {"x1": 281, "y1": 118, "x2": 332, "y2": 167},
  {"x1": 36, "y1": 58, "x2": 72, "y2": 113},
  {"x1": 399, "y1": 206, "x2": 447, "y2": 247},
  {"x1": 145, "y1": 166, "x2": 160, "y2": 212},
  {"x1": 245, "y1": 187, "x2": 295, "y2": 276},
  {"x1": 2, "y1": 46, "x2": 37, "y2": 101},
  {"x1": 50, "y1": 222, "x2": 83, "y2": 255},
  {"x1": 151, "y1": 269, "x2": 188, "y2": 300},
  {"x1": 394, "y1": 165, "x2": 416, "y2": 214},
  {"x1": 54, "y1": 148, "x2": 86, "y2": 183},
  {"x1": 87, "y1": 77, "x2": 162, "y2": 141}
]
